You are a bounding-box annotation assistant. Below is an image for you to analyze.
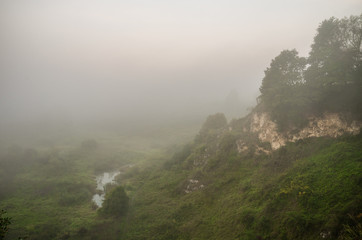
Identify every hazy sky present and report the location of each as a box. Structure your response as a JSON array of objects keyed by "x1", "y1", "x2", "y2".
[{"x1": 1, "y1": 0, "x2": 361, "y2": 124}]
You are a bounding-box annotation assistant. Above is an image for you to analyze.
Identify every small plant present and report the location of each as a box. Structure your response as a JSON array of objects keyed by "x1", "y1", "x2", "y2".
[
  {"x1": 0, "y1": 210, "x2": 11, "y2": 240},
  {"x1": 338, "y1": 214, "x2": 362, "y2": 240}
]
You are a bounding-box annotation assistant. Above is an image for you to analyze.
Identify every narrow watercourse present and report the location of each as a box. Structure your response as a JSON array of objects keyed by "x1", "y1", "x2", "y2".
[{"x1": 92, "y1": 171, "x2": 120, "y2": 207}]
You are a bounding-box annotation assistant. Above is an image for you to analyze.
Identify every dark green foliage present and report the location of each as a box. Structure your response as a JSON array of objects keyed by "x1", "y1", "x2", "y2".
[
  {"x1": 259, "y1": 14, "x2": 362, "y2": 130},
  {"x1": 100, "y1": 186, "x2": 129, "y2": 217},
  {"x1": 259, "y1": 49, "x2": 308, "y2": 130},
  {"x1": 259, "y1": 49, "x2": 306, "y2": 93},
  {"x1": 338, "y1": 214, "x2": 362, "y2": 240},
  {"x1": 0, "y1": 210, "x2": 11, "y2": 240},
  {"x1": 307, "y1": 15, "x2": 361, "y2": 87}
]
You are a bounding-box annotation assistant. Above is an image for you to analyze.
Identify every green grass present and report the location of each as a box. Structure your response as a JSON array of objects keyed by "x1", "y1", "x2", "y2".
[
  {"x1": 0, "y1": 125, "x2": 197, "y2": 239},
  {"x1": 1, "y1": 126, "x2": 361, "y2": 239},
  {"x1": 109, "y1": 134, "x2": 362, "y2": 240}
]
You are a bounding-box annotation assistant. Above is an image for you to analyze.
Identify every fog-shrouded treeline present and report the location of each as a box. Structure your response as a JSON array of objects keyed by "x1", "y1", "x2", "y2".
[
  {"x1": 0, "y1": 91, "x2": 252, "y2": 150},
  {"x1": 1, "y1": 0, "x2": 361, "y2": 148},
  {"x1": 258, "y1": 14, "x2": 362, "y2": 131}
]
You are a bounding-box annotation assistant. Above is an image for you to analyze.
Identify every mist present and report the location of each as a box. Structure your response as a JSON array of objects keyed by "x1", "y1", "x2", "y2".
[
  {"x1": 1, "y1": 0, "x2": 361, "y2": 141},
  {"x1": 1, "y1": 1, "x2": 362, "y2": 239}
]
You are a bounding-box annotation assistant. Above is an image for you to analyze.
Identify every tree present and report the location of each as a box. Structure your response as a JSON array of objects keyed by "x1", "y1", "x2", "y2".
[
  {"x1": 306, "y1": 15, "x2": 361, "y2": 87},
  {"x1": 259, "y1": 49, "x2": 308, "y2": 130},
  {"x1": 258, "y1": 14, "x2": 362, "y2": 128},
  {"x1": 305, "y1": 15, "x2": 362, "y2": 115},
  {"x1": 260, "y1": 49, "x2": 306, "y2": 96},
  {"x1": 100, "y1": 186, "x2": 129, "y2": 217}
]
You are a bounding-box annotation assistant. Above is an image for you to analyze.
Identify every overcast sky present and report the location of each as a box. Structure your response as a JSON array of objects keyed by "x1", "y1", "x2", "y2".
[{"x1": 1, "y1": 0, "x2": 361, "y2": 125}]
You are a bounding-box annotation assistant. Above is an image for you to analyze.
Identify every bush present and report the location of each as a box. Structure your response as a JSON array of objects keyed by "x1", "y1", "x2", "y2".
[
  {"x1": 0, "y1": 210, "x2": 11, "y2": 240},
  {"x1": 338, "y1": 214, "x2": 362, "y2": 240},
  {"x1": 100, "y1": 186, "x2": 129, "y2": 217}
]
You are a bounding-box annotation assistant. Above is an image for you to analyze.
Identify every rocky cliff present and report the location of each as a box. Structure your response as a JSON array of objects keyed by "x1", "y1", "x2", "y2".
[{"x1": 248, "y1": 112, "x2": 362, "y2": 150}]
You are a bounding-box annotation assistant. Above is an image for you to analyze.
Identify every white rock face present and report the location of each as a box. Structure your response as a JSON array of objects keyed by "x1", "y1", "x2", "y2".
[
  {"x1": 249, "y1": 112, "x2": 361, "y2": 150},
  {"x1": 250, "y1": 113, "x2": 287, "y2": 150},
  {"x1": 293, "y1": 113, "x2": 361, "y2": 140}
]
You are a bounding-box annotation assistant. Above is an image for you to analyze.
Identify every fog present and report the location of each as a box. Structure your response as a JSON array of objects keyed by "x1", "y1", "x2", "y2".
[{"x1": 1, "y1": 0, "x2": 361, "y2": 140}]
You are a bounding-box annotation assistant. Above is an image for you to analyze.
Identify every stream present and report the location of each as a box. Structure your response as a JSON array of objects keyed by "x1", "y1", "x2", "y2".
[{"x1": 92, "y1": 171, "x2": 120, "y2": 207}]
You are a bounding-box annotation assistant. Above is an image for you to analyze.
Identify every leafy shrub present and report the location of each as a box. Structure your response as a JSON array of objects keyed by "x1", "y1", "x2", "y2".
[
  {"x1": 100, "y1": 186, "x2": 129, "y2": 217},
  {"x1": 0, "y1": 210, "x2": 11, "y2": 240},
  {"x1": 338, "y1": 214, "x2": 362, "y2": 240}
]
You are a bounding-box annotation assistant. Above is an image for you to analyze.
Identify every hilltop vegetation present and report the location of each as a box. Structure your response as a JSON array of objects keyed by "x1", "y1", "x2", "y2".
[{"x1": 259, "y1": 15, "x2": 362, "y2": 130}]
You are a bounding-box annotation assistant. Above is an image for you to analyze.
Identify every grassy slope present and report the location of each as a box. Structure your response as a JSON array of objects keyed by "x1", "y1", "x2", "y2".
[
  {"x1": 0, "y1": 125, "x2": 198, "y2": 240},
  {"x1": 1, "y1": 147, "x2": 124, "y2": 239},
  {"x1": 1, "y1": 126, "x2": 361, "y2": 239},
  {"x1": 114, "y1": 134, "x2": 362, "y2": 240}
]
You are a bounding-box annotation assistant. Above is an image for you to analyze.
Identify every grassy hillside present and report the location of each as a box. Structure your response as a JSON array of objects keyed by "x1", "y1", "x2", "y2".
[
  {"x1": 1, "y1": 120, "x2": 361, "y2": 240},
  {"x1": 0, "y1": 128, "x2": 195, "y2": 240},
  {"x1": 76, "y1": 128, "x2": 362, "y2": 240}
]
